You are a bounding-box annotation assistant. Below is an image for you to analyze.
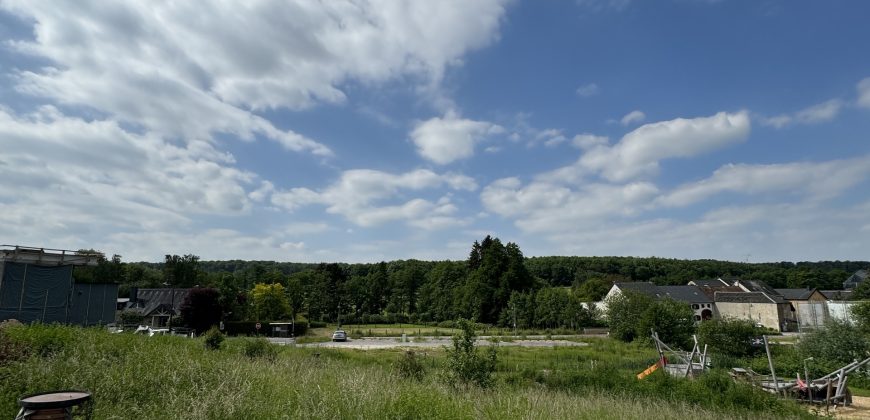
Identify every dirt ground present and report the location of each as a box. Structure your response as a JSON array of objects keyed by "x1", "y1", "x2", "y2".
[
  {"x1": 290, "y1": 337, "x2": 588, "y2": 350},
  {"x1": 828, "y1": 396, "x2": 870, "y2": 419}
]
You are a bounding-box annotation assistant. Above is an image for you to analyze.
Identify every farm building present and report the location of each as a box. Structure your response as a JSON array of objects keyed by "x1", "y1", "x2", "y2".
[{"x1": 0, "y1": 245, "x2": 118, "y2": 326}]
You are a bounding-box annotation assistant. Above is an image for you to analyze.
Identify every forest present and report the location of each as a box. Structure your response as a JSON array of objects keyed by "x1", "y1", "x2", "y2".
[{"x1": 75, "y1": 236, "x2": 869, "y2": 329}]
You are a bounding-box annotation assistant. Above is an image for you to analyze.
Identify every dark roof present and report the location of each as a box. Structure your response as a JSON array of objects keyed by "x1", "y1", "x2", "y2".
[
  {"x1": 615, "y1": 282, "x2": 711, "y2": 304},
  {"x1": 844, "y1": 270, "x2": 869, "y2": 289},
  {"x1": 658, "y1": 285, "x2": 712, "y2": 304},
  {"x1": 128, "y1": 288, "x2": 190, "y2": 316},
  {"x1": 734, "y1": 280, "x2": 787, "y2": 303},
  {"x1": 694, "y1": 284, "x2": 743, "y2": 300},
  {"x1": 614, "y1": 282, "x2": 660, "y2": 296},
  {"x1": 714, "y1": 292, "x2": 777, "y2": 304},
  {"x1": 689, "y1": 279, "x2": 730, "y2": 288},
  {"x1": 774, "y1": 288, "x2": 818, "y2": 301},
  {"x1": 821, "y1": 290, "x2": 854, "y2": 301}
]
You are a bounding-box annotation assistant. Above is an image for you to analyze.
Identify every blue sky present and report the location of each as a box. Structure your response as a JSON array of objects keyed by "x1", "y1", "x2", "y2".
[{"x1": 1, "y1": 0, "x2": 868, "y2": 262}]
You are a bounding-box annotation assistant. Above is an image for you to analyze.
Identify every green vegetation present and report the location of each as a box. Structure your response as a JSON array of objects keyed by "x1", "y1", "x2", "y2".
[
  {"x1": 0, "y1": 324, "x2": 812, "y2": 419},
  {"x1": 697, "y1": 318, "x2": 766, "y2": 358},
  {"x1": 72, "y1": 236, "x2": 867, "y2": 338},
  {"x1": 606, "y1": 291, "x2": 694, "y2": 348},
  {"x1": 202, "y1": 326, "x2": 225, "y2": 351},
  {"x1": 443, "y1": 319, "x2": 497, "y2": 388}
]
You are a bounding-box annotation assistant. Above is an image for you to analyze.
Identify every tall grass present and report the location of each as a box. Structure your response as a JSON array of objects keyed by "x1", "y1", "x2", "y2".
[{"x1": 0, "y1": 325, "x2": 810, "y2": 419}]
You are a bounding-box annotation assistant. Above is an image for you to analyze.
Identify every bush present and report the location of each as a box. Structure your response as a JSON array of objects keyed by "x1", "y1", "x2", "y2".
[
  {"x1": 443, "y1": 319, "x2": 497, "y2": 388},
  {"x1": 118, "y1": 309, "x2": 145, "y2": 325},
  {"x1": 243, "y1": 338, "x2": 277, "y2": 360},
  {"x1": 395, "y1": 350, "x2": 426, "y2": 381},
  {"x1": 607, "y1": 291, "x2": 695, "y2": 348},
  {"x1": 606, "y1": 291, "x2": 655, "y2": 342},
  {"x1": 203, "y1": 326, "x2": 225, "y2": 350},
  {"x1": 698, "y1": 318, "x2": 765, "y2": 358},
  {"x1": 797, "y1": 319, "x2": 868, "y2": 365}
]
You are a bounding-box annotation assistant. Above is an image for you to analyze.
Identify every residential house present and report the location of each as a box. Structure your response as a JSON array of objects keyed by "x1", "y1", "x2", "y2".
[
  {"x1": 123, "y1": 288, "x2": 190, "y2": 327},
  {"x1": 844, "y1": 269, "x2": 869, "y2": 290},
  {"x1": 717, "y1": 279, "x2": 796, "y2": 332},
  {"x1": 604, "y1": 282, "x2": 714, "y2": 322}
]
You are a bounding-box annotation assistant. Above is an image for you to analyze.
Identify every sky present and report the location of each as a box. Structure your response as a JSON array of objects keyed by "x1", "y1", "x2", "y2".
[{"x1": 0, "y1": 0, "x2": 869, "y2": 263}]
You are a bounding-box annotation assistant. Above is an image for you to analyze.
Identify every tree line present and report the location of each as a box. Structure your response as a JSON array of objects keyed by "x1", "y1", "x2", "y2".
[{"x1": 75, "y1": 239, "x2": 868, "y2": 330}]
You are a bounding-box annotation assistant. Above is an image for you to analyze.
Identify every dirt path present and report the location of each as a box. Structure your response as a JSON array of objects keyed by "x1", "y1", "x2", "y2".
[
  {"x1": 278, "y1": 337, "x2": 588, "y2": 350},
  {"x1": 831, "y1": 396, "x2": 870, "y2": 419}
]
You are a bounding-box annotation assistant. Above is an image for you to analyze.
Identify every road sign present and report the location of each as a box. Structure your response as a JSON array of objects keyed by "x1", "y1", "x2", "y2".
[{"x1": 255, "y1": 322, "x2": 261, "y2": 330}]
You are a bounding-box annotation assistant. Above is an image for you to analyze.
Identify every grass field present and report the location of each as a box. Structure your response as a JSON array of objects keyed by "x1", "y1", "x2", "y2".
[{"x1": 0, "y1": 324, "x2": 812, "y2": 419}]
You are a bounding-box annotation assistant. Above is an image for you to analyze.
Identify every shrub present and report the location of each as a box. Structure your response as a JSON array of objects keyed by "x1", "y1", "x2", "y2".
[
  {"x1": 443, "y1": 319, "x2": 497, "y2": 388},
  {"x1": 243, "y1": 338, "x2": 277, "y2": 360},
  {"x1": 606, "y1": 291, "x2": 655, "y2": 342},
  {"x1": 118, "y1": 309, "x2": 145, "y2": 325},
  {"x1": 203, "y1": 326, "x2": 225, "y2": 350},
  {"x1": 797, "y1": 319, "x2": 868, "y2": 365},
  {"x1": 637, "y1": 298, "x2": 695, "y2": 349},
  {"x1": 395, "y1": 350, "x2": 426, "y2": 381},
  {"x1": 698, "y1": 318, "x2": 765, "y2": 358},
  {"x1": 851, "y1": 301, "x2": 870, "y2": 334}
]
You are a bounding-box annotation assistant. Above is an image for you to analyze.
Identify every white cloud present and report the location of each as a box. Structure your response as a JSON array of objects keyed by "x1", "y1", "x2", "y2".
[
  {"x1": 2, "y1": 1, "x2": 510, "y2": 156},
  {"x1": 761, "y1": 99, "x2": 844, "y2": 128},
  {"x1": 270, "y1": 169, "x2": 477, "y2": 227},
  {"x1": 657, "y1": 156, "x2": 870, "y2": 207},
  {"x1": 575, "y1": 83, "x2": 600, "y2": 97},
  {"x1": 858, "y1": 78, "x2": 870, "y2": 109},
  {"x1": 481, "y1": 178, "x2": 659, "y2": 232},
  {"x1": 536, "y1": 129, "x2": 568, "y2": 147},
  {"x1": 0, "y1": 107, "x2": 287, "y2": 260},
  {"x1": 572, "y1": 133, "x2": 609, "y2": 150},
  {"x1": 582, "y1": 111, "x2": 750, "y2": 182},
  {"x1": 576, "y1": 0, "x2": 632, "y2": 12},
  {"x1": 410, "y1": 112, "x2": 504, "y2": 164},
  {"x1": 620, "y1": 110, "x2": 646, "y2": 126},
  {"x1": 546, "y1": 201, "x2": 870, "y2": 262}
]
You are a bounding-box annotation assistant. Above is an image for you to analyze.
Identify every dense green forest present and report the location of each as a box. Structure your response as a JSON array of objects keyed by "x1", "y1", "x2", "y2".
[{"x1": 75, "y1": 237, "x2": 868, "y2": 329}]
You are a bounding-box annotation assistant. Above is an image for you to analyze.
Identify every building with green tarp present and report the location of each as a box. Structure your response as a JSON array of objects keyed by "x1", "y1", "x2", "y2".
[{"x1": 0, "y1": 245, "x2": 118, "y2": 326}]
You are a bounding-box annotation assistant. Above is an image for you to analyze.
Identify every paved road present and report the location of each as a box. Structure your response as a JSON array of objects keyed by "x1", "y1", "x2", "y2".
[{"x1": 268, "y1": 336, "x2": 588, "y2": 349}]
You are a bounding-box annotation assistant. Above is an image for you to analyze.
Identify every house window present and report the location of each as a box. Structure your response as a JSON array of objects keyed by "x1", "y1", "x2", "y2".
[
  {"x1": 694, "y1": 315, "x2": 701, "y2": 321},
  {"x1": 692, "y1": 304, "x2": 699, "y2": 309}
]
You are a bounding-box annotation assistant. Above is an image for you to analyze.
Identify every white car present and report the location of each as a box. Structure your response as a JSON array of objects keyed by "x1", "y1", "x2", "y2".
[{"x1": 332, "y1": 330, "x2": 347, "y2": 342}]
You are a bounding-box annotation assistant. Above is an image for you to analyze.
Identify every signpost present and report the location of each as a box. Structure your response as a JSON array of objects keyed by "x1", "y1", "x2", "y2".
[{"x1": 255, "y1": 322, "x2": 261, "y2": 334}]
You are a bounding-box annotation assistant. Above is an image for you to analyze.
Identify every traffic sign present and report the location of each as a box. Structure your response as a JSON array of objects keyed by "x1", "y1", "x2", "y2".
[{"x1": 255, "y1": 322, "x2": 261, "y2": 330}]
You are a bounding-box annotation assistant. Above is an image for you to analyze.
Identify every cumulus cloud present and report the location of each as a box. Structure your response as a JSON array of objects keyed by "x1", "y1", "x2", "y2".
[
  {"x1": 270, "y1": 169, "x2": 477, "y2": 227},
  {"x1": 575, "y1": 83, "x2": 600, "y2": 97},
  {"x1": 572, "y1": 133, "x2": 609, "y2": 150},
  {"x1": 620, "y1": 110, "x2": 646, "y2": 126},
  {"x1": 542, "y1": 111, "x2": 750, "y2": 184},
  {"x1": 546, "y1": 201, "x2": 870, "y2": 262},
  {"x1": 481, "y1": 177, "x2": 659, "y2": 232},
  {"x1": 761, "y1": 99, "x2": 844, "y2": 128},
  {"x1": 536, "y1": 129, "x2": 568, "y2": 147},
  {"x1": 2, "y1": 0, "x2": 510, "y2": 155},
  {"x1": 657, "y1": 156, "x2": 870, "y2": 207},
  {"x1": 410, "y1": 112, "x2": 504, "y2": 164}
]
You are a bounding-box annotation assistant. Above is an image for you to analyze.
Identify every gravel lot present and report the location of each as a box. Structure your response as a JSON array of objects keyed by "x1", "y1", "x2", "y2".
[{"x1": 267, "y1": 336, "x2": 589, "y2": 349}]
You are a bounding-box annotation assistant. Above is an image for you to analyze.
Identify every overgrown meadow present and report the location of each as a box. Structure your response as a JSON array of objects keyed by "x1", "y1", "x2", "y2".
[{"x1": 0, "y1": 325, "x2": 811, "y2": 419}]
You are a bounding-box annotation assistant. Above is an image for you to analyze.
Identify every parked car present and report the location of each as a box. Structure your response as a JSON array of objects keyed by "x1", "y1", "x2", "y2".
[{"x1": 332, "y1": 329, "x2": 347, "y2": 342}]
